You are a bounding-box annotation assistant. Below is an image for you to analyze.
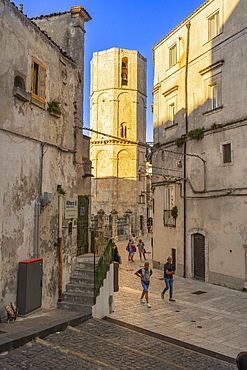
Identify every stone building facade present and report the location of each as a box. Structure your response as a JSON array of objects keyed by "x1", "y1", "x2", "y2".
[
  {"x1": 0, "y1": 0, "x2": 91, "y2": 314},
  {"x1": 90, "y1": 48, "x2": 149, "y2": 238},
  {"x1": 152, "y1": 0, "x2": 247, "y2": 290}
]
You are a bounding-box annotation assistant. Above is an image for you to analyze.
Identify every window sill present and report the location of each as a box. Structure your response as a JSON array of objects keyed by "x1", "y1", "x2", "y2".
[
  {"x1": 48, "y1": 111, "x2": 61, "y2": 118},
  {"x1": 203, "y1": 106, "x2": 223, "y2": 116},
  {"x1": 13, "y1": 86, "x2": 30, "y2": 102},
  {"x1": 165, "y1": 122, "x2": 178, "y2": 131},
  {"x1": 203, "y1": 31, "x2": 223, "y2": 46},
  {"x1": 164, "y1": 222, "x2": 176, "y2": 228}
]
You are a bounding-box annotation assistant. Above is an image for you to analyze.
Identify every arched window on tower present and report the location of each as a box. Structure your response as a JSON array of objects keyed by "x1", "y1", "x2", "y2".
[
  {"x1": 120, "y1": 123, "x2": 127, "y2": 138},
  {"x1": 121, "y1": 57, "x2": 128, "y2": 86}
]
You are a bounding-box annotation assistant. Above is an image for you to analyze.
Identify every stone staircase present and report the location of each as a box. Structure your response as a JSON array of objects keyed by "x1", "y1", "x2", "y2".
[{"x1": 57, "y1": 254, "x2": 99, "y2": 314}]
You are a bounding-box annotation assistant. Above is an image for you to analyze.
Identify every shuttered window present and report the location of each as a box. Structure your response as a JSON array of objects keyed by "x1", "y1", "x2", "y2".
[
  {"x1": 208, "y1": 11, "x2": 219, "y2": 40},
  {"x1": 222, "y1": 143, "x2": 231, "y2": 163},
  {"x1": 31, "y1": 57, "x2": 47, "y2": 109},
  {"x1": 169, "y1": 43, "x2": 177, "y2": 68}
]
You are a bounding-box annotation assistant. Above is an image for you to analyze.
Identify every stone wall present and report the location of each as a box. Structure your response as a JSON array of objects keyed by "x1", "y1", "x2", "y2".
[{"x1": 0, "y1": 0, "x2": 90, "y2": 314}]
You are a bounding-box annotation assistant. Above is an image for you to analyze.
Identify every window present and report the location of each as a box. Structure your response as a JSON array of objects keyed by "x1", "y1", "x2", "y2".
[
  {"x1": 164, "y1": 185, "x2": 176, "y2": 227},
  {"x1": 208, "y1": 11, "x2": 219, "y2": 40},
  {"x1": 222, "y1": 143, "x2": 231, "y2": 163},
  {"x1": 121, "y1": 57, "x2": 128, "y2": 86},
  {"x1": 210, "y1": 84, "x2": 219, "y2": 110},
  {"x1": 31, "y1": 57, "x2": 46, "y2": 108},
  {"x1": 169, "y1": 43, "x2": 177, "y2": 68},
  {"x1": 163, "y1": 86, "x2": 178, "y2": 127},
  {"x1": 200, "y1": 61, "x2": 224, "y2": 114},
  {"x1": 169, "y1": 103, "x2": 175, "y2": 125},
  {"x1": 120, "y1": 123, "x2": 127, "y2": 138},
  {"x1": 14, "y1": 75, "x2": 25, "y2": 89},
  {"x1": 166, "y1": 185, "x2": 175, "y2": 210}
]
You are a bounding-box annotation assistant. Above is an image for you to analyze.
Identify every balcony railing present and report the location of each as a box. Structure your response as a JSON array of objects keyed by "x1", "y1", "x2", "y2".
[{"x1": 163, "y1": 210, "x2": 176, "y2": 227}]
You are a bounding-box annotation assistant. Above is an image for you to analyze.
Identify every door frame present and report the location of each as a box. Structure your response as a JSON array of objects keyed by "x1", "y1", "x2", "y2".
[{"x1": 188, "y1": 228, "x2": 209, "y2": 282}]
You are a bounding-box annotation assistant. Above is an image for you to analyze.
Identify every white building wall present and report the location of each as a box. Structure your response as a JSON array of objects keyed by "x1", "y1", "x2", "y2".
[{"x1": 152, "y1": 0, "x2": 247, "y2": 290}]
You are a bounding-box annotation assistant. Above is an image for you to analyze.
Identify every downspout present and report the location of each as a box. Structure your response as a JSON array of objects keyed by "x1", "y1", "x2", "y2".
[
  {"x1": 183, "y1": 22, "x2": 191, "y2": 278},
  {"x1": 33, "y1": 202, "x2": 40, "y2": 258},
  {"x1": 58, "y1": 191, "x2": 63, "y2": 302},
  {"x1": 33, "y1": 143, "x2": 44, "y2": 258}
]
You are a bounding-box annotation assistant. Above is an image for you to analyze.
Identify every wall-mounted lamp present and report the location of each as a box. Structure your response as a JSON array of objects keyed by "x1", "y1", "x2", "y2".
[
  {"x1": 139, "y1": 194, "x2": 145, "y2": 204},
  {"x1": 82, "y1": 173, "x2": 94, "y2": 178}
]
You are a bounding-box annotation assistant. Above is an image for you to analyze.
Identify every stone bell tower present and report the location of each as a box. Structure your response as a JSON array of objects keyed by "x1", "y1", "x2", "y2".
[{"x1": 90, "y1": 48, "x2": 147, "y2": 236}]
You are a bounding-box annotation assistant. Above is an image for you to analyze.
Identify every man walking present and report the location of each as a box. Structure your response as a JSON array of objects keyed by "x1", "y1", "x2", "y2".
[
  {"x1": 135, "y1": 261, "x2": 152, "y2": 308},
  {"x1": 161, "y1": 256, "x2": 176, "y2": 302}
]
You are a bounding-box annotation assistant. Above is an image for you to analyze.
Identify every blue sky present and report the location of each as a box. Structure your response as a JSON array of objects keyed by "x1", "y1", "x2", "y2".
[{"x1": 19, "y1": 0, "x2": 204, "y2": 141}]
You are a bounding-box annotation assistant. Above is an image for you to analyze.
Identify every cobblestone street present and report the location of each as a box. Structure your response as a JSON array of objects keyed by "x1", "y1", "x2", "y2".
[
  {"x1": 0, "y1": 318, "x2": 235, "y2": 369},
  {"x1": 0, "y1": 235, "x2": 245, "y2": 369}
]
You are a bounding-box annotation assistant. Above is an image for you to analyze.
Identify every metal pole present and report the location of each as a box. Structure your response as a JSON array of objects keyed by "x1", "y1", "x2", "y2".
[
  {"x1": 183, "y1": 22, "x2": 191, "y2": 278},
  {"x1": 58, "y1": 193, "x2": 63, "y2": 302}
]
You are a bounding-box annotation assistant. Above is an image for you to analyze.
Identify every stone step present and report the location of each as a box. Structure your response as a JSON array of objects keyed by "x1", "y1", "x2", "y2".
[
  {"x1": 62, "y1": 291, "x2": 94, "y2": 305},
  {"x1": 72, "y1": 268, "x2": 94, "y2": 278},
  {"x1": 77, "y1": 254, "x2": 100, "y2": 264},
  {"x1": 57, "y1": 301, "x2": 93, "y2": 314},
  {"x1": 76, "y1": 262, "x2": 95, "y2": 270},
  {"x1": 70, "y1": 275, "x2": 94, "y2": 285},
  {"x1": 66, "y1": 283, "x2": 94, "y2": 294}
]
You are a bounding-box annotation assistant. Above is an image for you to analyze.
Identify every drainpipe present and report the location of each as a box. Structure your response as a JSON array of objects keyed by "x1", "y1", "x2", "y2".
[
  {"x1": 33, "y1": 201, "x2": 41, "y2": 258},
  {"x1": 58, "y1": 191, "x2": 63, "y2": 301},
  {"x1": 33, "y1": 143, "x2": 44, "y2": 258},
  {"x1": 183, "y1": 22, "x2": 191, "y2": 278}
]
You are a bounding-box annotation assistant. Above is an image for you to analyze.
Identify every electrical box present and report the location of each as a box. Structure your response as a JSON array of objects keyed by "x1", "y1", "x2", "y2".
[
  {"x1": 41, "y1": 192, "x2": 52, "y2": 206},
  {"x1": 17, "y1": 258, "x2": 43, "y2": 315}
]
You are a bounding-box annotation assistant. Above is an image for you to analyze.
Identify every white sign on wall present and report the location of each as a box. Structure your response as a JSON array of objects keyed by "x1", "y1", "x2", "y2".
[{"x1": 65, "y1": 198, "x2": 77, "y2": 219}]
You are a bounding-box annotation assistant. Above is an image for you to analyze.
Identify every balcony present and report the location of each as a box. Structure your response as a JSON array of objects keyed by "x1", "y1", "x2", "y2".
[{"x1": 163, "y1": 210, "x2": 176, "y2": 227}]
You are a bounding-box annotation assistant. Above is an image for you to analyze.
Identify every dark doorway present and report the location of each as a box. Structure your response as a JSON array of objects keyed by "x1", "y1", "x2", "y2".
[
  {"x1": 193, "y1": 233, "x2": 205, "y2": 281},
  {"x1": 140, "y1": 215, "x2": 144, "y2": 235},
  {"x1": 77, "y1": 195, "x2": 89, "y2": 256},
  {"x1": 172, "y1": 248, "x2": 176, "y2": 271}
]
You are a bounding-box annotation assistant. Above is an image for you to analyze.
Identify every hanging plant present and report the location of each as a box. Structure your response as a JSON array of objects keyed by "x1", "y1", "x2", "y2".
[
  {"x1": 188, "y1": 127, "x2": 205, "y2": 141},
  {"x1": 171, "y1": 206, "x2": 178, "y2": 219},
  {"x1": 175, "y1": 136, "x2": 185, "y2": 148},
  {"x1": 47, "y1": 100, "x2": 61, "y2": 116}
]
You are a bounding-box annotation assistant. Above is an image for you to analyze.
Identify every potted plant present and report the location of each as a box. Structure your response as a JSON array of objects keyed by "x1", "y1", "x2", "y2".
[
  {"x1": 47, "y1": 100, "x2": 61, "y2": 117},
  {"x1": 171, "y1": 206, "x2": 178, "y2": 219}
]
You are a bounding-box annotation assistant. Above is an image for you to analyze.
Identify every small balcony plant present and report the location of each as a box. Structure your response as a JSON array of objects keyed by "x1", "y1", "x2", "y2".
[
  {"x1": 171, "y1": 206, "x2": 178, "y2": 219},
  {"x1": 188, "y1": 127, "x2": 205, "y2": 141},
  {"x1": 47, "y1": 100, "x2": 61, "y2": 117}
]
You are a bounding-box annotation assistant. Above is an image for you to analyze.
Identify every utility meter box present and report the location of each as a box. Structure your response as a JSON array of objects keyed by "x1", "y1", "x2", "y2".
[{"x1": 17, "y1": 258, "x2": 43, "y2": 315}]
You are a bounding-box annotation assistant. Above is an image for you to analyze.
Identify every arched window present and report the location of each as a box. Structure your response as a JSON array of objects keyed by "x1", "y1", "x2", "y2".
[
  {"x1": 14, "y1": 75, "x2": 25, "y2": 89},
  {"x1": 121, "y1": 57, "x2": 128, "y2": 86},
  {"x1": 120, "y1": 123, "x2": 127, "y2": 138}
]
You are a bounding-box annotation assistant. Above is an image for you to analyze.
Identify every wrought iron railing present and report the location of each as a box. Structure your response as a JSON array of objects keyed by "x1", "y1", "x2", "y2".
[
  {"x1": 94, "y1": 238, "x2": 113, "y2": 303},
  {"x1": 163, "y1": 210, "x2": 176, "y2": 227}
]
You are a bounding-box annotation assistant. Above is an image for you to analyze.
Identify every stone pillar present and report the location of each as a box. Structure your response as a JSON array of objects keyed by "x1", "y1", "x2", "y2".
[
  {"x1": 125, "y1": 209, "x2": 132, "y2": 240},
  {"x1": 111, "y1": 209, "x2": 118, "y2": 241},
  {"x1": 97, "y1": 209, "x2": 105, "y2": 255}
]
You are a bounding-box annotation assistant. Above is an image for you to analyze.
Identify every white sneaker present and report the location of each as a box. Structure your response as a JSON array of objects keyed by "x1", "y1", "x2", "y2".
[
  {"x1": 140, "y1": 298, "x2": 145, "y2": 304},
  {"x1": 147, "y1": 303, "x2": 151, "y2": 308}
]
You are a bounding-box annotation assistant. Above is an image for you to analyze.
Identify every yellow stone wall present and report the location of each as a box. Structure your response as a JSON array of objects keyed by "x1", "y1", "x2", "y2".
[{"x1": 90, "y1": 48, "x2": 147, "y2": 234}]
